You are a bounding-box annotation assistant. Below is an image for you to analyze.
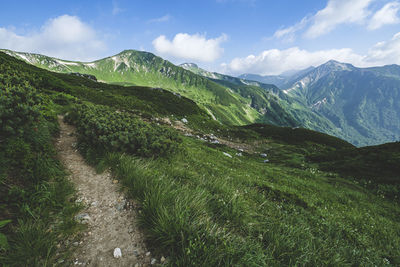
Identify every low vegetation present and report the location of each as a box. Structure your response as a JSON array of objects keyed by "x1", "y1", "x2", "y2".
[
  {"x1": 65, "y1": 103, "x2": 182, "y2": 158},
  {"x1": 81, "y1": 129, "x2": 400, "y2": 266},
  {"x1": 0, "y1": 85, "x2": 80, "y2": 265},
  {"x1": 1, "y1": 51, "x2": 399, "y2": 266}
]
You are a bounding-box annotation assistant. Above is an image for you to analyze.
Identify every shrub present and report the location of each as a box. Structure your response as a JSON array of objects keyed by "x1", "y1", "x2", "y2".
[
  {"x1": 66, "y1": 103, "x2": 182, "y2": 157},
  {"x1": 0, "y1": 85, "x2": 42, "y2": 137}
]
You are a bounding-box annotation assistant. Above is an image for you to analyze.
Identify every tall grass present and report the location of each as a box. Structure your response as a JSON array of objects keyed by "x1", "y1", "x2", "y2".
[
  {"x1": 87, "y1": 135, "x2": 400, "y2": 266},
  {"x1": 0, "y1": 85, "x2": 81, "y2": 266}
]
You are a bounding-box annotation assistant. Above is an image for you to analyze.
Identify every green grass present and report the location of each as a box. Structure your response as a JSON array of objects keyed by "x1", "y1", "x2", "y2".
[
  {"x1": 82, "y1": 134, "x2": 400, "y2": 266},
  {"x1": 0, "y1": 85, "x2": 81, "y2": 266}
]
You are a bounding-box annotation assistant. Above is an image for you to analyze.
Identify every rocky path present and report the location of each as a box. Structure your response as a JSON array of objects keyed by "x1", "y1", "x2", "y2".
[{"x1": 56, "y1": 116, "x2": 153, "y2": 267}]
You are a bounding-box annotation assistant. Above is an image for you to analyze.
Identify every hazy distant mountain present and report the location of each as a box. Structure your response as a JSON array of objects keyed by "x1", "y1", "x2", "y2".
[
  {"x1": 239, "y1": 67, "x2": 316, "y2": 89},
  {"x1": 180, "y1": 63, "x2": 279, "y2": 91}
]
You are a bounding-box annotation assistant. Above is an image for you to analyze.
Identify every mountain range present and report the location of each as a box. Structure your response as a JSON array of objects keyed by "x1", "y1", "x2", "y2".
[{"x1": 2, "y1": 48, "x2": 400, "y2": 146}]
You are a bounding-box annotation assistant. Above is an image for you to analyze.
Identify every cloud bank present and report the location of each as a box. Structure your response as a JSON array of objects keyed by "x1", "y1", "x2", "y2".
[
  {"x1": 274, "y1": 0, "x2": 400, "y2": 40},
  {"x1": 222, "y1": 32, "x2": 400, "y2": 75},
  {"x1": 152, "y1": 33, "x2": 227, "y2": 62},
  {"x1": 368, "y1": 2, "x2": 400, "y2": 30},
  {"x1": 0, "y1": 15, "x2": 106, "y2": 61}
]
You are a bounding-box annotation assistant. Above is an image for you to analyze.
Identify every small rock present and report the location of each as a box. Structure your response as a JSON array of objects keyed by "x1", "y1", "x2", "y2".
[
  {"x1": 238, "y1": 148, "x2": 244, "y2": 152},
  {"x1": 73, "y1": 242, "x2": 79, "y2": 247},
  {"x1": 113, "y1": 248, "x2": 122, "y2": 258},
  {"x1": 151, "y1": 258, "x2": 157, "y2": 265},
  {"x1": 181, "y1": 118, "x2": 188, "y2": 124},
  {"x1": 160, "y1": 256, "x2": 166, "y2": 263},
  {"x1": 113, "y1": 179, "x2": 119, "y2": 184},
  {"x1": 75, "y1": 213, "x2": 91, "y2": 224},
  {"x1": 211, "y1": 140, "x2": 220, "y2": 144},
  {"x1": 134, "y1": 264, "x2": 140, "y2": 267},
  {"x1": 263, "y1": 159, "x2": 269, "y2": 163},
  {"x1": 116, "y1": 202, "x2": 125, "y2": 211},
  {"x1": 260, "y1": 153, "x2": 267, "y2": 158},
  {"x1": 223, "y1": 152, "x2": 232, "y2": 158},
  {"x1": 58, "y1": 259, "x2": 65, "y2": 264},
  {"x1": 146, "y1": 251, "x2": 151, "y2": 257},
  {"x1": 236, "y1": 152, "x2": 243, "y2": 157}
]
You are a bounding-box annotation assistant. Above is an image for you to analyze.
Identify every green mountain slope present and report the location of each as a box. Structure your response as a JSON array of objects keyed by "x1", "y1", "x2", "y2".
[
  {"x1": 2, "y1": 49, "x2": 342, "y2": 138},
  {"x1": 1, "y1": 49, "x2": 268, "y2": 125},
  {"x1": 5, "y1": 49, "x2": 400, "y2": 146},
  {"x1": 181, "y1": 62, "x2": 346, "y2": 141},
  {"x1": 284, "y1": 60, "x2": 400, "y2": 146}
]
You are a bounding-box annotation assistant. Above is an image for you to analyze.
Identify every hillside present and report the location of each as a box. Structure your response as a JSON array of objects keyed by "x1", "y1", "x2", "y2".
[
  {"x1": 2, "y1": 49, "x2": 350, "y2": 144},
  {"x1": 240, "y1": 61, "x2": 400, "y2": 146},
  {"x1": 1, "y1": 50, "x2": 400, "y2": 266},
  {"x1": 283, "y1": 60, "x2": 400, "y2": 146},
  {"x1": 2, "y1": 49, "x2": 297, "y2": 127},
  {"x1": 4, "y1": 49, "x2": 400, "y2": 146},
  {"x1": 180, "y1": 61, "x2": 348, "y2": 143}
]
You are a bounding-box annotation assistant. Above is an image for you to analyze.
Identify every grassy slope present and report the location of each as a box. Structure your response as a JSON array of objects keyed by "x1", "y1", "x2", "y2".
[
  {"x1": 182, "y1": 62, "x2": 346, "y2": 142},
  {"x1": 0, "y1": 49, "x2": 263, "y2": 125},
  {"x1": 1, "y1": 49, "x2": 345, "y2": 141},
  {"x1": 1, "y1": 52, "x2": 399, "y2": 266},
  {"x1": 89, "y1": 131, "x2": 399, "y2": 266},
  {"x1": 0, "y1": 65, "x2": 81, "y2": 264},
  {"x1": 285, "y1": 64, "x2": 400, "y2": 146}
]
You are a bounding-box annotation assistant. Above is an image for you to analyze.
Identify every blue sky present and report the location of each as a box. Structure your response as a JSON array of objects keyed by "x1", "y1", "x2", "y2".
[{"x1": 1, "y1": 0, "x2": 400, "y2": 75}]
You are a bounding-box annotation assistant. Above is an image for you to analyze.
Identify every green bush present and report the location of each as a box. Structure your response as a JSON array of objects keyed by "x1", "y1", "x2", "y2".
[
  {"x1": 0, "y1": 85, "x2": 42, "y2": 137},
  {"x1": 66, "y1": 103, "x2": 182, "y2": 157},
  {"x1": 0, "y1": 84, "x2": 80, "y2": 266}
]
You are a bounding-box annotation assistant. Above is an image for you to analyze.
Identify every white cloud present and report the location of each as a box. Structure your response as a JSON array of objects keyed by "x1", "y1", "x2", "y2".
[
  {"x1": 222, "y1": 47, "x2": 364, "y2": 75},
  {"x1": 305, "y1": 0, "x2": 373, "y2": 38},
  {"x1": 365, "y1": 32, "x2": 400, "y2": 64},
  {"x1": 368, "y1": 1, "x2": 400, "y2": 30},
  {"x1": 0, "y1": 15, "x2": 106, "y2": 61},
  {"x1": 273, "y1": 16, "x2": 310, "y2": 42},
  {"x1": 152, "y1": 33, "x2": 227, "y2": 62},
  {"x1": 273, "y1": 0, "x2": 375, "y2": 41},
  {"x1": 223, "y1": 31, "x2": 400, "y2": 75},
  {"x1": 148, "y1": 14, "x2": 172, "y2": 23}
]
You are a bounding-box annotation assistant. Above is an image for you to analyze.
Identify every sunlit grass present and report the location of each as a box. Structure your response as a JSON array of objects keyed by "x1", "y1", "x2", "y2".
[{"x1": 88, "y1": 136, "x2": 400, "y2": 266}]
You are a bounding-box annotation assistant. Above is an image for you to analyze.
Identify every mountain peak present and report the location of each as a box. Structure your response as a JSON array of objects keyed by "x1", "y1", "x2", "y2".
[
  {"x1": 116, "y1": 49, "x2": 157, "y2": 58},
  {"x1": 180, "y1": 63, "x2": 199, "y2": 69},
  {"x1": 320, "y1": 60, "x2": 354, "y2": 71}
]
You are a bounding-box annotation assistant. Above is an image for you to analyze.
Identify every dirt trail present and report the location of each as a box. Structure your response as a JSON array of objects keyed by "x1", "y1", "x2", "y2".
[{"x1": 56, "y1": 116, "x2": 150, "y2": 267}]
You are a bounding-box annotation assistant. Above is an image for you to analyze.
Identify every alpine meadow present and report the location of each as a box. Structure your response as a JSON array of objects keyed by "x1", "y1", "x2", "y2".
[{"x1": 1, "y1": 0, "x2": 400, "y2": 266}]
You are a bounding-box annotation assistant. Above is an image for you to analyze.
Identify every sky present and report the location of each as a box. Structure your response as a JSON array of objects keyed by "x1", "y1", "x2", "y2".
[{"x1": 1, "y1": 0, "x2": 400, "y2": 75}]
